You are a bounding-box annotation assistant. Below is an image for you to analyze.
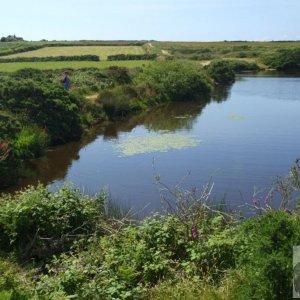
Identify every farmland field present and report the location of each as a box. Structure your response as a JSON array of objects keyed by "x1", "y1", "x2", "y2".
[
  {"x1": 3, "y1": 46, "x2": 146, "y2": 60},
  {"x1": 0, "y1": 60, "x2": 151, "y2": 72}
]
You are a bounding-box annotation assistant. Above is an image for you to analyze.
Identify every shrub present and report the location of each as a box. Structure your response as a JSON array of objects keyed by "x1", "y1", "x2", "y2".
[
  {"x1": 263, "y1": 48, "x2": 300, "y2": 70},
  {"x1": 235, "y1": 211, "x2": 300, "y2": 299},
  {"x1": 208, "y1": 60, "x2": 235, "y2": 84},
  {"x1": 0, "y1": 77, "x2": 82, "y2": 143},
  {"x1": 0, "y1": 184, "x2": 105, "y2": 259},
  {"x1": 107, "y1": 54, "x2": 157, "y2": 61},
  {"x1": 0, "y1": 111, "x2": 21, "y2": 140},
  {"x1": 14, "y1": 125, "x2": 49, "y2": 158},
  {"x1": 98, "y1": 85, "x2": 145, "y2": 118},
  {"x1": 106, "y1": 66, "x2": 132, "y2": 84},
  {"x1": 226, "y1": 60, "x2": 260, "y2": 72},
  {"x1": 136, "y1": 61, "x2": 212, "y2": 102},
  {"x1": 0, "y1": 55, "x2": 100, "y2": 63}
]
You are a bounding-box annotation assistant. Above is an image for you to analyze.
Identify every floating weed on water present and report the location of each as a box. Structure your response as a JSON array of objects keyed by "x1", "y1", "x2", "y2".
[
  {"x1": 115, "y1": 134, "x2": 200, "y2": 156},
  {"x1": 227, "y1": 114, "x2": 244, "y2": 120}
]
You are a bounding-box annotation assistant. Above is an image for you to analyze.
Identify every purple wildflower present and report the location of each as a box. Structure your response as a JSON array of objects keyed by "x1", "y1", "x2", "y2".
[
  {"x1": 264, "y1": 196, "x2": 269, "y2": 205},
  {"x1": 191, "y1": 225, "x2": 199, "y2": 240},
  {"x1": 253, "y1": 198, "x2": 259, "y2": 206}
]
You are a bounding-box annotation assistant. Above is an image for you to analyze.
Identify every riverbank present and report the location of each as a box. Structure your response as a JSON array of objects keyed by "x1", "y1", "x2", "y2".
[{"x1": 0, "y1": 159, "x2": 299, "y2": 299}]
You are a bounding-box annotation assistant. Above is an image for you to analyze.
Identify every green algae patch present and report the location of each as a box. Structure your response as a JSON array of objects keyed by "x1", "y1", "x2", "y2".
[
  {"x1": 115, "y1": 134, "x2": 200, "y2": 156},
  {"x1": 227, "y1": 114, "x2": 244, "y2": 120}
]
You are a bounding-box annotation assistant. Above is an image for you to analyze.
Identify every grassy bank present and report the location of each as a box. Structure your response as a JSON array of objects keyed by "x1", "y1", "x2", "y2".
[{"x1": 0, "y1": 160, "x2": 299, "y2": 299}]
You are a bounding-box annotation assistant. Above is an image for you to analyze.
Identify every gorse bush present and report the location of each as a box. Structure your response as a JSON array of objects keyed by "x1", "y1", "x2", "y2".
[{"x1": 0, "y1": 77, "x2": 82, "y2": 143}]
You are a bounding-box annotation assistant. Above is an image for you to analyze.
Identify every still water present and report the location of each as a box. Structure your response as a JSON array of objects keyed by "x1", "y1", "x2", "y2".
[{"x1": 10, "y1": 74, "x2": 300, "y2": 212}]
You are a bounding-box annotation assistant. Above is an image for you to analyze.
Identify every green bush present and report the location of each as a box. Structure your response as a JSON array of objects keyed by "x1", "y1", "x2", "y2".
[
  {"x1": 105, "y1": 66, "x2": 132, "y2": 84},
  {"x1": 0, "y1": 77, "x2": 82, "y2": 143},
  {"x1": 107, "y1": 54, "x2": 157, "y2": 61},
  {"x1": 0, "y1": 185, "x2": 105, "y2": 259},
  {"x1": 0, "y1": 55, "x2": 100, "y2": 63},
  {"x1": 226, "y1": 60, "x2": 260, "y2": 72},
  {"x1": 208, "y1": 60, "x2": 235, "y2": 84},
  {"x1": 98, "y1": 85, "x2": 145, "y2": 118},
  {"x1": 136, "y1": 61, "x2": 212, "y2": 102},
  {"x1": 0, "y1": 257, "x2": 32, "y2": 299},
  {"x1": 0, "y1": 111, "x2": 21, "y2": 140},
  {"x1": 235, "y1": 211, "x2": 300, "y2": 299},
  {"x1": 14, "y1": 125, "x2": 49, "y2": 158},
  {"x1": 263, "y1": 48, "x2": 300, "y2": 70}
]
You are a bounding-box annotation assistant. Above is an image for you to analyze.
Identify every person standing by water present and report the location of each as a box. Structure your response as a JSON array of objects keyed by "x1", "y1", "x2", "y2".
[{"x1": 61, "y1": 72, "x2": 71, "y2": 91}]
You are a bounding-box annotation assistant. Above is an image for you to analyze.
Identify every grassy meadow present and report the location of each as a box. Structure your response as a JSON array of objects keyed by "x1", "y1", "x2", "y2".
[
  {"x1": 3, "y1": 45, "x2": 146, "y2": 60},
  {"x1": 0, "y1": 60, "x2": 151, "y2": 72},
  {"x1": 0, "y1": 40, "x2": 299, "y2": 72}
]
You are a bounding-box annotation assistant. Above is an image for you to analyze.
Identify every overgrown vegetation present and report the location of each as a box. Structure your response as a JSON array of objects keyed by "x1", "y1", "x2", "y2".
[
  {"x1": 0, "y1": 160, "x2": 299, "y2": 299},
  {"x1": 263, "y1": 48, "x2": 300, "y2": 70}
]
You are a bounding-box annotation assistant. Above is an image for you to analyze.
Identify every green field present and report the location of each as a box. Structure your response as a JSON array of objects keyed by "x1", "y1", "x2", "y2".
[
  {"x1": 3, "y1": 46, "x2": 146, "y2": 60},
  {"x1": 0, "y1": 60, "x2": 151, "y2": 72}
]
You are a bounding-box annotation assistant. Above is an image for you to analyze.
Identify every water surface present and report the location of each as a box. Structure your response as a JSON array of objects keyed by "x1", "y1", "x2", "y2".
[{"x1": 8, "y1": 74, "x2": 300, "y2": 213}]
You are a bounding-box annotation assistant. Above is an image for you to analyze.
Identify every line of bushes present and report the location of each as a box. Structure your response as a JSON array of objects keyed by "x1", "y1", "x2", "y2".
[
  {"x1": 98, "y1": 61, "x2": 212, "y2": 119},
  {"x1": 262, "y1": 48, "x2": 300, "y2": 70},
  {"x1": 0, "y1": 55, "x2": 100, "y2": 63},
  {"x1": 0, "y1": 41, "x2": 146, "y2": 57},
  {"x1": 107, "y1": 54, "x2": 157, "y2": 61},
  {"x1": 0, "y1": 45, "x2": 43, "y2": 57}
]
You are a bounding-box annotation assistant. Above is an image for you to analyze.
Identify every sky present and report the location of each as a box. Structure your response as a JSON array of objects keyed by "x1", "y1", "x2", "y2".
[{"x1": 1, "y1": 0, "x2": 300, "y2": 41}]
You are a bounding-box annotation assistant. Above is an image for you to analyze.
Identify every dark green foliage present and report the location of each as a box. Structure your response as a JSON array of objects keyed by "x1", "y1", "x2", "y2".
[
  {"x1": 0, "y1": 185, "x2": 105, "y2": 259},
  {"x1": 99, "y1": 85, "x2": 145, "y2": 118},
  {"x1": 0, "y1": 35, "x2": 24, "y2": 42},
  {"x1": 263, "y1": 48, "x2": 300, "y2": 70},
  {"x1": 236, "y1": 211, "x2": 300, "y2": 299},
  {"x1": 226, "y1": 60, "x2": 260, "y2": 72},
  {"x1": 208, "y1": 60, "x2": 235, "y2": 84},
  {"x1": 136, "y1": 61, "x2": 212, "y2": 102},
  {"x1": 106, "y1": 66, "x2": 132, "y2": 84},
  {"x1": 0, "y1": 77, "x2": 82, "y2": 143},
  {"x1": 0, "y1": 111, "x2": 21, "y2": 140},
  {"x1": 0, "y1": 55, "x2": 100, "y2": 63},
  {"x1": 107, "y1": 54, "x2": 157, "y2": 61}
]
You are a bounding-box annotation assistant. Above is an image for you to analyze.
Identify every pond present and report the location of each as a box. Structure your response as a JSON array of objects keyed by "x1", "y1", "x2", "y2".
[{"x1": 7, "y1": 73, "x2": 300, "y2": 213}]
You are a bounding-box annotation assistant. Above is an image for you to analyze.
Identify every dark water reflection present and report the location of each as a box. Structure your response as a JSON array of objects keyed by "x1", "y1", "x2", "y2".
[{"x1": 5, "y1": 74, "x2": 300, "y2": 214}]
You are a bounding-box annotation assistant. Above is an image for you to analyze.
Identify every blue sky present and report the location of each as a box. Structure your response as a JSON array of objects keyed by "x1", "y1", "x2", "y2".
[{"x1": 1, "y1": 0, "x2": 300, "y2": 41}]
